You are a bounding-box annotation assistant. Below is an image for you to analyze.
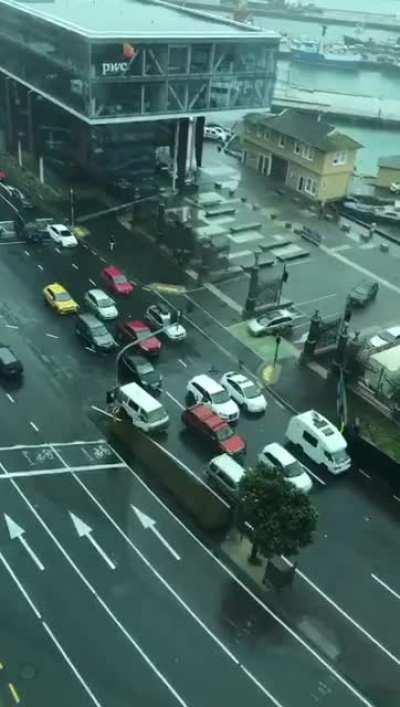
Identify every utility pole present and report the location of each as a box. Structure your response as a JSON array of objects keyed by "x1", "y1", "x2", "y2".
[
  {"x1": 276, "y1": 264, "x2": 288, "y2": 305},
  {"x1": 273, "y1": 335, "x2": 281, "y2": 367},
  {"x1": 243, "y1": 249, "x2": 261, "y2": 316},
  {"x1": 69, "y1": 188, "x2": 75, "y2": 228}
]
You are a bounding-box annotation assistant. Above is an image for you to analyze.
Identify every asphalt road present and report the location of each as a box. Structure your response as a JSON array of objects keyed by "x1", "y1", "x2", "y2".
[{"x1": 0, "y1": 190, "x2": 399, "y2": 707}]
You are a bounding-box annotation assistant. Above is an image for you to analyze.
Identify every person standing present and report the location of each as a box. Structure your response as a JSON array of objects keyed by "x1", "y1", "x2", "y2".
[{"x1": 109, "y1": 235, "x2": 116, "y2": 252}]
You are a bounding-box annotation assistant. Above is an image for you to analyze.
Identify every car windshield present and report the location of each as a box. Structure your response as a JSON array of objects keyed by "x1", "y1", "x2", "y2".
[
  {"x1": 58, "y1": 228, "x2": 71, "y2": 236},
  {"x1": 0, "y1": 348, "x2": 15, "y2": 364},
  {"x1": 211, "y1": 389, "x2": 230, "y2": 404},
  {"x1": 143, "y1": 370, "x2": 160, "y2": 384},
  {"x1": 216, "y1": 426, "x2": 232, "y2": 441},
  {"x1": 283, "y1": 461, "x2": 303, "y2": 478},
  {"x1": 147, "y1": 407, "x2": 166, "y2": 423},
  {"x1": 92, "y1": 326, "x2": 107, "y2": 337},
  {"x1": 332, "y1": 449, "x2": 349, "y2": 464},
  {"x1": 243, "y1": 383, "x2": 261, "y2": 398},
  {"x1": 136, "y1": 328, "x2": 150, "y2": 340},
  {"x1": 114, "y1": 274, "x2": 127, "y2": 284},
  {"x1": 55, "y1": 291, "x2": 71, "y2": 301},
  {"x1": 98, "y1": 297, "x2": 113, "y2": 308}
]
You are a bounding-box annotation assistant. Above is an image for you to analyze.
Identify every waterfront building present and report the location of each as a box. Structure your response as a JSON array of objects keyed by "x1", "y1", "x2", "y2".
[
  {"x1": 376, "y1": 156, "x2": 400, "y2": 189},
  {"x1": 240, "y1": 109, "x2": 362, "y2": 204},
  {"x1": 0, "y1": 0, "x2": 279, "y2": 189}
]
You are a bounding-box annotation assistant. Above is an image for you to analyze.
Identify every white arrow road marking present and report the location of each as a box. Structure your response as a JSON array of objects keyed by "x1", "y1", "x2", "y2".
[
  {"x1": 69, "y1": 512, "x2": 116, "y2": 570},
  {"x1": 131, "y1": 506, "x2": 181, "y2": 560},
  {"x1": 4, "y1": 514, "x2": 45, "y2": 571}
]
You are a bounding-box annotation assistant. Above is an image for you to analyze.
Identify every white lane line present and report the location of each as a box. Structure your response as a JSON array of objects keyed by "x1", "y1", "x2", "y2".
[
  {"x1": 91, "y1": 405, "x2": 122, "y2": 422},
  {"x1": 29, "y1": 422, "x2": 39, "y2": 433},
  {"x1": 99, "y1": 256, "x2": 107, "y2": 263},
  {"x1": 42, "y1": 622, "x2": 103, "y2": 707},
  {"x1": 165, "y1": 391, "x2": 184, "y2": 410},
  {"x1": 6, "y1": 393, "x2": 14, "y2": 403},
  {"x1": 393, "y1": 495, "x2": 400, "y2": 503},
  {"x1": 358, "y1": 469, "x2": 371, "y2": 480},
  {"x1": 89, "y1": 279, "x2": 97, "y2": 287},
  {"x1": 5, "y1": 324, "x2": 18, "y2": 329},
  {"x1": 307, "y1": 469, "x2": 326, "y2": 486},
  {"x1": 0, "y1": 438, "x2": 106, "y2": 451},
  {"x1": 55, "y1": 247, "x2": 61, "y2": 254},
  {"x1": 37, "y1": 264, "x2": 44, "y2": 271},
  {"x1": 72, "y1": 263, "x2": 79, "y2": 270},
  {"x1": 240, "y1": 666, "x2": 284, "y2": 707},
  {"x1": 371, "y1": 573, "x2": 400, "y2": 602},
  {"x1": 322, "y1": 244, "x2": 400, "y2": 296},
  {"x1": 0, "y1": 240, "x2": 24, "y2": 246},
  {"x1": 65, "y1": 467, "x2": 241, "y2": 667},
  {"x1": 178, "y1": 358, "x2": 187, "y2": 368},
  {"x1": 283, "y1": 558, "x2": 400, "y2": 668},
  {"x1": 24, "y1": 250, "x2": 30, "y2": 256},
  {"x1": 0, "y1": 462, "x2": 189, "y2": 707},
  {"x1": 85, "y1": 346, "x2": 96, "y2": 353},
  {"x1": 108, "y1": 444, "x2": 377, "y2": 707},
  {"x1": 45, "y1": 333, "x2": 59, "y2": 339},
  {"x1": 0, "y1": 463, "x2": 125, "y2": 480},
  {"x1": 0, "y1": 550, "x2": 41, "y2": 619},
  {"x1": 296, "y1": 293, "x2": 337, "y2": 307}
]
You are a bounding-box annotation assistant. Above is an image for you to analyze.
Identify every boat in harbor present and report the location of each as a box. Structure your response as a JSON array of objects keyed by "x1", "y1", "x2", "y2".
[{"x1": 291, "y1": 39, "x2": 362, "y2": 68}]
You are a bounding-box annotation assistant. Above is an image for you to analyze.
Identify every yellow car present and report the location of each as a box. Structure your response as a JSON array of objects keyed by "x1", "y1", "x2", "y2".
[{"x1": 43, "y1": 283, "x2": 79, "y2": 315}]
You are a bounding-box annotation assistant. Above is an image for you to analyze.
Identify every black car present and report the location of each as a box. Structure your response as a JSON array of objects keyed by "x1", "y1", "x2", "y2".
[
  {"x1": 121, "y1": 352, "x2": 162, "y2": 392},
  {"x1": 22, "y1": 222, "x2": 52, "y2": 244},
  {"x1": 348, "y1": 279, "x2": 379, "y2": 307},
  {"x1": 0, "y1": 345, "x2": 23, "y2": 378},
  {"x1": 75, "y1": 313, "x2": 117, "y2": 352}
]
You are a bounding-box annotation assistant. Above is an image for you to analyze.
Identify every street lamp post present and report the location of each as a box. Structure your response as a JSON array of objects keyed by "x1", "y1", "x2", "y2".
[
  {"x1": 114, "y1": 325, "x2": 167, "y2": 387},
  {"x1": 70, "y1": 188, "x2": 75, "y2": 229}
]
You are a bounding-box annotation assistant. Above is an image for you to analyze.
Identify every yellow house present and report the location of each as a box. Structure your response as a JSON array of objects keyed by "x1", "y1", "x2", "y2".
[
  {"x1": 376, "y1": 156, "x2": 400, "y2": 189},
  {"x1": 240, "y1": 109, "x2": 362, "y2": 204}
]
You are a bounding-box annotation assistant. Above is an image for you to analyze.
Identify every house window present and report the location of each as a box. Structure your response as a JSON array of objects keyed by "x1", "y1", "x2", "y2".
[
  {"x1": 256, "y1": 125, "x2": 264, "y2": 138},
  {"x1": 294, "y1": 141, "x2": 301, "y2": 155},
  {"x1": 264, "y1": 130, "x2": 270, "y2": 141},
  {"x1": 302, "y1": 145, "x2": 315, "y2": 161},
  {"x1": 278, "y1": 134, "x2": 285, "y2": 148},
  {"x1": 305, "y1": 177, "x2": 317, "y2": 196},
  {"x1": 332, "y1": 150, "x2": 347, "y2": 165}
]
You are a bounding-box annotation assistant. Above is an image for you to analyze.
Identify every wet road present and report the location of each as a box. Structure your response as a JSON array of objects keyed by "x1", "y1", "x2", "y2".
[{"x1": 0, "y1": 194, "x2": 398, "y2": 707}]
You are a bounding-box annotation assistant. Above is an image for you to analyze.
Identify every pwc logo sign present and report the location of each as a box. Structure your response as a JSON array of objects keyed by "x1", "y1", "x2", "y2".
[{"x1": 101, "y1": 43, "x2": 138, "y2": 76}]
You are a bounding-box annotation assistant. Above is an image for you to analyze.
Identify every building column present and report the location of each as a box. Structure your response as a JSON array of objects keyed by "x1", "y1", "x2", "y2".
[
  {"x1": 176, "y1": 117, "x2": 189, "y2": 190},
  {"x1": 4, "y1": 77, "x2": 14, "y2": 151},
  {"x1": 194, "y1": 116, "x2": 205, "y2": 169}
]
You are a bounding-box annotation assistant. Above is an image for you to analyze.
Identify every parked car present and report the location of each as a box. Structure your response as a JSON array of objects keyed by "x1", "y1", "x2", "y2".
[
  {"x1": 207, "y1": 454, "x2": 246, "y2": 499},
  {"x1": 0, "y1": 184, "x2": 33, "y2": 208},
  {"x1": 0, "y1": 345, "x2": 23, "y2": 379},
  {"x1": 182, "y1": 404, "x2": 245, "y2": 457},
  {"x1": 121, "y1": 352, "x2": 162, "y2": 393},
  {"x1": 367, "y1": 325, "x2": 400, "y2": 350},
  {"x1": 186, "y1": 374, "x2": 239, "y2": 421},
  {"x1": 117, "y1": 320, "x2": 161, "y2": 356},
  {"x1": 46, "y1": 223, "x2": 78, "y2": 248},
  {"x1": 145, "y1": 304, "x2": 187, "y2": 341},
  {"x1": 220, "y1": 371, "x2": 267, "y2": 414},
  {"x1": 258, "y1": 442, "x2": 313, "y2": 493},
  {"x1": 22, "y1": 222, "x2": 52, "y2": 244},
  {"x1": 101, "y1": 265, "x2": 135, "y2": 295},
  {"x1": 0, "y1": 170, "x2": 6, "y2": 182},
  {"x1": 84, "y1": 289, "x2": 118, "y2": 320},
  {"x1": 75, "y1": 313, "x2": 117, "y2": 352},
  {"x1": 247, "y1": 309, "x2": 296, "y2": 337},
  {"x1": 348, "y1": 279, "x2": 379, "y2": 307},
  {"x1": 204, "y1": 125, "x2": 230, "y2": 143},
  {"x1": 43, "y1": 283, "x2": 79, "y2": 314}
]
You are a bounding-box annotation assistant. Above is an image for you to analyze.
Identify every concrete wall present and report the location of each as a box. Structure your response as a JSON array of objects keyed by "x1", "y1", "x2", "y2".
[
  {"x1": 321, "y1": 148, "x2": 357, "y2": 176},
  {"x1": 377, "y1": 166, "x2": 400, "y2": 187},
  {"x1": 319, "y1": 170, "x2": 351, "y2": 201}
]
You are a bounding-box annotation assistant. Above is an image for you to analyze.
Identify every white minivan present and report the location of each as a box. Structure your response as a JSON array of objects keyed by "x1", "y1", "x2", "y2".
[
  {"x1": 114, "y1": 382, "x2": 169, "y2": 433},
  {"x1": 207, "y1": 453, "x2": 245, "y2": 499},
  {"x1": 286, "y1": 409, "x2": 351, "y2": 474}
]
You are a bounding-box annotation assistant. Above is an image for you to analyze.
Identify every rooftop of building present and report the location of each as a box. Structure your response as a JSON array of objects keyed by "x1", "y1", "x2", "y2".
[
  {"x1": 244, "y1": 109, "x2": 363, "y2": 152},
  {"x1": 3, "y1": 0, "x2": 280, "y2": 39},
  {"x1": 378, "y1": 155, "x2": 400, "y2": 170}
]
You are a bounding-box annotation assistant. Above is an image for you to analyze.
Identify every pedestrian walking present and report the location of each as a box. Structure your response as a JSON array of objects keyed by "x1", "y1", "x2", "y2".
[{"x1": 109, "y1": 235, "x2": 116, "y2": 252}]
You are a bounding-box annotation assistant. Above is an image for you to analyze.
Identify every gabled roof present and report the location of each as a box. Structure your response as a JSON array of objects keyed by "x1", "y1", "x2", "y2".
[
  {"x1": 378, "y1": 155, "x2": 400, "y2": 169},
  {"x1": 244, "y1": 109, "x2": 362, "y2": 152}
]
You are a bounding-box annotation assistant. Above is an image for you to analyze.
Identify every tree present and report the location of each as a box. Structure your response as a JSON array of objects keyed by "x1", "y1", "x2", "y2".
[{"x1": 238, "y1": 465, "x2": 318, "y2": 565}]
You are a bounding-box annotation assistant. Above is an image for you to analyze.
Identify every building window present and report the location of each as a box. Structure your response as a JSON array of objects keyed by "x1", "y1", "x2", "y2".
[
  {"x1": 294, "y1": 141, "x2": 301, "y2": 155},
  {"x1": 305, "y1": 177, "x2": 317, "y2": 196},
  {"x1": 302, "y1": 145, "x2": 315, "y2": 161},
  {"x1": 333, "y1": 150, "x2": 347, "y2": 165},
  {"x1": 264, "y1": 130, "x2": 270, "y2": 141},
  {"x1": 278, "y1": 135, "x2": 286, "y2": 148},
  {"x1": 256, "y1": 125, "x2": 264, "y2": 138}
]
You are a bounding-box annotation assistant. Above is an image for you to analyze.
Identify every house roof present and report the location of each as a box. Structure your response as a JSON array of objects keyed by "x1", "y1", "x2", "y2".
[
  {"x1": 244, "y1": 109, "x2": 362, "y2": 152},
  {"x1": 378, "y1": 155, "x2": 400, "y2": 170},
  {"x1": 0, "y1": 0, "x2": 279, "y2": 39}
]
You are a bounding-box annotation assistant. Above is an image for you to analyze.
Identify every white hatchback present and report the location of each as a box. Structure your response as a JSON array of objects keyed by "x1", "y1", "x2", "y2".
[
  {"x1": 248, "y1": 309, "x2": 296, "y2": 337},
  {"x1": 220, "y1": 371, "x2": 267, "y2": 414},
  {"x1": 258, "y1": 442, "x2": 313, "y2": 493},
  {"x1": 186, "y1": 374, "x2": 239, "y2": 422},
  {"x1": 46, "y1": 223, "x2": 78, "y2": 248},
  {"x1": 145, "y1": 304, "x2": 186, "y2": 341},
  {"x1": 84, "y1": 289, "x2": 118, "y2": 320}
]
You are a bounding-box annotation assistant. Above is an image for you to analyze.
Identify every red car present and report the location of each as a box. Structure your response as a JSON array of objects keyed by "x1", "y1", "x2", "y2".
[
  {"x1": 182, "y1": 404, "x2": 245, "y2": 457},
  {"x1": 117, "y1": 319, "x2": 161, "y2": 356},
  {"x1": 0, "y1": 170, "x2": 6, "y2": 182},
  {"x1": 101, "y1": 265, "x2": 134, "y2": 295}
]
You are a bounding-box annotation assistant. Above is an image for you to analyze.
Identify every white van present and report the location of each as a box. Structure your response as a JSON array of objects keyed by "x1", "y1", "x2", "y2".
[
  {"x1": 207, "y1": 453, "x2": 245, "y2": 499},
  {"x1": 114, "y1": 382, "x2": 169, "y2": 433},
  {"x1": 286, "y1": 410, "x2": 351, "y2": 474}
]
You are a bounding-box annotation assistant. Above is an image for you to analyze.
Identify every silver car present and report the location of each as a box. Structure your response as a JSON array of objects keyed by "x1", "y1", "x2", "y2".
[
  {"x1": 247, "y1": 309, "x2": 296, "y2": 337},
  {"x1": 84, "y1": 289, "x2": 118, "y2": 320}
]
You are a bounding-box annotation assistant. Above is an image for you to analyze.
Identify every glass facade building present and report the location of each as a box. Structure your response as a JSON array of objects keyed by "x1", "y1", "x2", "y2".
[{"x1": 0, "y1": 0, "x2": 279, "y2": 122}]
